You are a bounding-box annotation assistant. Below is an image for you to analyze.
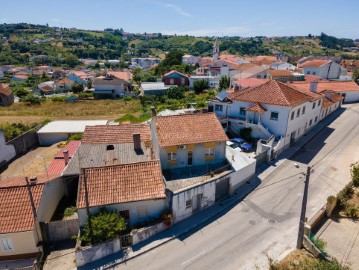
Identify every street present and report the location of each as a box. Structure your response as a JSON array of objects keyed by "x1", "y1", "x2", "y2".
[{"x1": 114, "y1": 103, "x2": 359, "y2": 270}]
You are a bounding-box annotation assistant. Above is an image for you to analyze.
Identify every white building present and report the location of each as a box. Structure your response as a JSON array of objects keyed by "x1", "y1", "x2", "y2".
[
  {"x1": 130, "y1": 57, "x2": 161, "y2": 69},
  {"x1": 189, "y1": 75, "x2": 220, "y2": 89},
  {"x1": 270, "y1": 62, "x2": 296, "y2": 71},
  {"x1": 0, "y1": 130, "x2": 16, "y2": 166},
  {"x1": 93, "y1": 75, "x2": 127, "y2": 98},
  {"x1": 37, "y1": 120, "x2": 108, "y2": 146},
  {"x1": 182, "y1": 54, "x2": 198, "y2": 65},
  {"x1": 302, "y1": 60, "x2": 342, "y2": 80},
  {"x1": 141, "y1": 82, "x2": 170, "y2": 96}
]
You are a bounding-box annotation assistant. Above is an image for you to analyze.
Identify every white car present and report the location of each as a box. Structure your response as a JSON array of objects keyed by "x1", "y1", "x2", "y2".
[{"x1": 226, "y1": 141, "x2": 242, "y2": 151}]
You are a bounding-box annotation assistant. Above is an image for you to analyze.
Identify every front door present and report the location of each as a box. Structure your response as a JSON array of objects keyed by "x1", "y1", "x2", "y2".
[
  {"x1": 192, "y1": 194, "x2": 202, "y2": 212},
  {"x1": 290, "y1": 131, "x2": 296, "y2": 145},
  {"x1": 188, "y1": 151, "x2": 193, "y2": 166}
]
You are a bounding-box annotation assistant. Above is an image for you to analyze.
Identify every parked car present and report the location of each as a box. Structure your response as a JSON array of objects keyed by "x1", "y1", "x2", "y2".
[
  {"x1": 230, "y1": 137, "x2": 245, "y2": 145},
  {"x1": 226, "y1": 141, "x2": 242, "y2": 151},
  {"x1": 239, "y1": 142, "x2": 254, "y2": 152}
]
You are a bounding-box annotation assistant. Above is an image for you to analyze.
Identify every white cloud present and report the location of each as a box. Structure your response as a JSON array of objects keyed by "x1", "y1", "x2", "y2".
[
  {"x1": 162, "y1": 26, "x2": 253, "y2": 37},
  {"x1": 145, "y1": 0, "x2": 193, "y2": 18}
]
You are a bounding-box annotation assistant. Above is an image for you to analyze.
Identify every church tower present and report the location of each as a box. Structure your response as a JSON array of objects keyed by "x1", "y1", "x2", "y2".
[{"x1": 213, "y1": 37, "x2": 219, "y2": 61}]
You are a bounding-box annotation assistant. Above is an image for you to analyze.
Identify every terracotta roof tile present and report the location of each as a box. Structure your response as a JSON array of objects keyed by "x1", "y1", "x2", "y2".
[
  {"x1": 163, "y1": 70, "x2": 189, "y2": 78},
  {"x1": 0, "y1": 174, "x2": 60, "y2": 188},
  {"x1": 54, "y1": 141, "x2": 81, "y2": 158},
  {"x1": 47, "y1": 141, "x2": 81, "y2": 174},
  {"x1": 82, "y1": 124, "x2": 151, "y2": 144},
  {"x1": 302, "y1": 60, "x2": 331, "y2": 68},
  {"x1": 77, "y1": 160, "x2": 166, "y2": 208},
  {"x1": 245, "y1": 103, "x2": 267, "y2": 113},
  {"x1": 107, "y1": 71, "x2": 133, "y2": 81},
  {"x1": 321, "y1": 97, "x2": 334, "y2": 109},
  {"x1": 0, "y1": 184, "x2": 44, "y2": 233},
  {"x1": 156, "y1": 113, "x2": 228, "y2": 147},
  {"x1": 228, "y1": 81, "x2": 317, "y2": 107},
  {"x1": 268, "y1": 70, "x2": 293, "y2": 77},
  {"x1": 233, "y1": 78, "x2": 268, "y2": 88},
  {"x1": 294, "y1": 81, "x2": 359, "y2": 93},
  {"x1": 0, "y1": 83, "x2": 12, "y2": 96}
]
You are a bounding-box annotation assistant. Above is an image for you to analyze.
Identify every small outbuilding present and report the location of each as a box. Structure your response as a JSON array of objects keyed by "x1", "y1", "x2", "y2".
[
  {"x1": 0, "y1": 83, "x2": 14, "y2": 106},
  {"x1": 37, "y1": 120, "x2": 108, "y2": 146}
]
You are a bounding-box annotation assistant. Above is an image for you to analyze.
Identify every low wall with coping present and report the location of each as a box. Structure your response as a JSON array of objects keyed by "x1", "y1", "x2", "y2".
[{"x1": 132, "y1": 222, "x2": 169, "y2": 246}]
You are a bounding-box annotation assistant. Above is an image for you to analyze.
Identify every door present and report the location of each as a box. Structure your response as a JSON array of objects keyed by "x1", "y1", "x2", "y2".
[
  {"x1": 290, "y1": 131, "x2": 296, "y2": 145},
  {"x1": 188, "y1": 151, "x2": 193, "y2": 166},
  {"x1": 215, "y1": 178, "x2": 229, "y2": 202},
  {"x1": 192, "y1": 194, "x2": 202, "y2": 212}
]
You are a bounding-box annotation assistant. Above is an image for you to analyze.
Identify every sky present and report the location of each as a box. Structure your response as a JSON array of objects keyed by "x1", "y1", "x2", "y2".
[{"x1": 1, "y1": 0, "x2": 358, "y2": 39}]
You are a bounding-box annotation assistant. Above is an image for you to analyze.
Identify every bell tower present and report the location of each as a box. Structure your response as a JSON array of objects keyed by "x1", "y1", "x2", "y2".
[{"x1": 213, "y1": 37, "x2": 219, "y2": 61}]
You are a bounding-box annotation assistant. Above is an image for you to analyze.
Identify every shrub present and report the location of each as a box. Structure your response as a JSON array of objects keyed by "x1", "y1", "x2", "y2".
[
  {"x1": 123, "y1": 95, "x2": 133, "y2": 101},
  {"x1": 345, "y1": 204, "x2": 358, "y2": 218},
  {"x1": 80, "y1": 208, "x2": 126, "y2": 246},
  {"x1": 20, "y1": 94, "x2": 43, "y2": 105},
  {"x1": 338, "y1": 185, "x2": 354, "y2": 206},
  {"x1": 51, "y1": 96, "x2": 67, "y2": 102},
  {"x1": 327, "y1": 195, "x2": 336, "y2": 204},
  {"x1": 351, "y1": 162, "x2": 359, "y2": 187},
  {"x1": 64, "y1": 206, "x2": 77, "y2": 217},
  {"x1": 78, "y1": 92, "x2": 93, "y2": 99},
  {"x1": 193, "y1": 79, "x2": 209, "y2": 94},
  {"x1": 67, "y1": 133, "x2": 82, "y2": 141},
  {"x1": 167, "y1": 86, "x2": 184, "y2": 99}
]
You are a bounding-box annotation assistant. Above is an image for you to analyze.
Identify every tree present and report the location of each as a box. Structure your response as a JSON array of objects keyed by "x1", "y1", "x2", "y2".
[
  {"x1": 351, "y1": 162, "x2": 359, "y2": 186},
  {"x1": 72, "y1": 83, "x2": 84, "y2": 93},
  {"x1": 353, "y1": 69, "x2": 359, "y2": 85},
  {"x1": 219, "y1": 76, "x2": 230, "y2": 90},
  {"x1": 20, "y1": 94, "x2": 42, "y2": 105},
  {"x1": 80, "y1": 208, "x2": 126, "y2": 246},
  {"x1": 87, "y1": 80, "x2": 92, "y2": 89},
  {"x1": 167, "y1": 86, "x2": 184, "y2": 99},
  {"x1": 193, "y1": 79, "x2": 209, "y2": 94}
]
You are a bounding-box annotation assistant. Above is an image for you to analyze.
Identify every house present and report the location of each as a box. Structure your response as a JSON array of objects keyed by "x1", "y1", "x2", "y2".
[
  {"x1": 37, "y1": 120, "x2": 108, "y2": 146},
  {"x1": 270, "y1": 62, "x2": 296, "y2": 71},
  {"x1": 232, "y1": 78, "x2": 268, "y2": 90},
  {"x1": 341, "y1": 60, "x2": 359, "y2": 72},
  {"x1": 93, "y1": 75, "x2": 127, "y2": 98},
  {"x1": 268, "y1": 70, "x2": 295, "y2": 82},
  {"x1": 0, "y1": 130, "x2": 16, "y2": 167},
  {"x1": 189, "y1": 75, "x2": 220, "y2": 89},
  {"x1": 68, "y1": 71, "x2": 92, "y2": 85},
  {"x1": 10, "y1": 74, "x2": 28, "y2": 82},
  {"x1": 182, "y1": 54, "x2": 198, "y2": 65},
  {"x1": 319, "y1": 91, "x2": 344, "y2": 121},
  {"x1": 162, "y1": 70, "x2": 189, "y2": 87},
  {"x1": 130, "y1": 57, "x2": 161, "y2": 69},
  {"x1": 231, "y1": 66, "x2": 270, "y2": 82},
  {"x1": 0, "y1": 83, "x2": 14, "y2": 106},
  {"x1": 52, "y1": 69, "x2": 67, "y2": 80},
  {"x1": 38, "y1": 81, "x2": 55, "y2": 95},
  {"x1": 302, "y1": 60, "x2": 342, "y2": 80},
  {"x1": 0, "y1": 175, "x2": 65, "y2": 263},
  {"x1": 54, "y1": 78, "x2": 75, "y2": 91},
  {"x1": 209, "y1": 80, "x2": 325, "y2": 149},
  {"x1": 107, "y1": 70, "x2": 133, "y2": 92},
  {"x1": 151, "y1": 111, "x2": 256, "y2": 222},
  {"x1": 293, "y1": 81, "x2": 359, "y2": 103},
  {"x1": 77, "y1": 161, "x2": 167, "y2": 227},
  {"x1": 141, "y1": 82, "x2": 170, "y2": 96},
  {"x1": 245, "y1": 56, "x2": 277, "y2": 66}
]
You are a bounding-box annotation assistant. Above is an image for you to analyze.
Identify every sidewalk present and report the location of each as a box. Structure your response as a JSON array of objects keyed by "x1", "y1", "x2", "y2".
[{"x1": 80, "y1": 107, "x2": 346, "y2": 270}]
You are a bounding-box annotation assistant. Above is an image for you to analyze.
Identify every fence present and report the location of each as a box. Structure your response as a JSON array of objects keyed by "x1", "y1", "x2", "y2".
[
  {"x1": 41, "y1": 219, "x2": 79, "y2": 243},
  {"x1": 6, "y1": 125, "x2": 42, "y2": 156},
  {"x1": 254, "y1": 149, "x2": 269, "y2": 169}
]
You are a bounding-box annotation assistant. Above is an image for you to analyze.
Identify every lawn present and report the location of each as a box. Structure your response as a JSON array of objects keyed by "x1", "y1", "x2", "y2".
[{"x1": 0, "y1": 99, "x2": 142, "y2": 124}]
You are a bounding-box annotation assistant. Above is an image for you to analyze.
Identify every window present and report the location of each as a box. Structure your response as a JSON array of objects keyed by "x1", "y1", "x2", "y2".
[
  {"x1": 186, "y1": 199, "x2": 192, "y2": 209},
  {"x1": 205, "y1": 148, "x2": 214, "y2": 156},
  {"x1": 302, "y1": 106, "x2": 306, "y2": 115},
  {"x1": 264, "y1": 75, "x2": 267, "y2": 79},
  {"x1": 256, "y1": 75, "x2": 261, "y2": 78},
  {"x1": 312, "y1": 72, "x2": 316, "y2": 75},
  {"x1": 106, "y1": 145, "x2": 114, "y2": 151},
  {"x1": 315, "y1": 116, "x2": 318, "y2": 123},
  {"x1": 306, "y1": 71, "x2": 310, "y2": 74},
  {"x1": 270, "y1": 112, "x2": 279, "y2": 120},
  {"x1": 170, "y1": 78, "x2": 174, "y2": 85},
  {"x1": 318, "y1": 100, "x2": 321, "y2": 106},
  {"x1": 0, "y1": 238, "x2": 14, "y2": 252},
  {"x1": 309, "y1": 119, "x2": 313, "y2": 126},
  {"x1": 119, "y1": 210, "x2": 130, "y2": 221},
  {"x1": 312, "y1": 102, "x2": 316, "y2": 109},
  {"x1": 215, "y1": 104, "x2": 223, "y2": 112},
  {"x1": 290, "y1": 111, "x2": 295, "y2": 120},
  {"x1": 296, "y1": 109, "x2": 300, "y2": 117},
  {"x1": 168, "y1": 152, "x2": 177, "y2": 161},
  {"x1": 138, "y1": 207, "x2": 147, "y2": 219},
  {"x1": 239, "y1": 107, "x2": 246, "y2": 115}
]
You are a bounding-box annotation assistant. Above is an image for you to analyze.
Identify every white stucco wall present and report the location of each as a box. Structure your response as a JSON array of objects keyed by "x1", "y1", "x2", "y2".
[
  {"x1": 38, "y1": 133, "x2": 69, "y2": 146},
  {"x1": 78, "y1": 199, "x2": 167, "y2": 227},
  {"x1": 0, "y1": 230, "x2": 40, "y2": 257},
  {"x1": 340, "y1": 91, "x2": 359, "y2": 103},
  {"x1": 160, "y1": 142, "x2": 226, "y2": 170},
  {"x1": 94, "y1": 82, "x2": 125, "y2": 97},
  {"x1": 303, "y1": 62, "x2": 341, "y2": 79},
  {"x1": 0, "y1": 130, "x2": 16, "y2": 164}
]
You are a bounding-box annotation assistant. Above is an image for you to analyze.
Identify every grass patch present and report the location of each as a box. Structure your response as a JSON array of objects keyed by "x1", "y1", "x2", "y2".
[{"x1": 116, "y1": 112, "x2": 151, "y2": 123}]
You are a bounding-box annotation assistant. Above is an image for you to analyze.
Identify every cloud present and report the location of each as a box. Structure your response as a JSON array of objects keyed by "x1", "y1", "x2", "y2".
[
  {"x1": 145, "y1": 0, "x2": 192, "y2": 17},
  {"x1": 162, "y1": 26, "x2": 253, "y2": 37}
]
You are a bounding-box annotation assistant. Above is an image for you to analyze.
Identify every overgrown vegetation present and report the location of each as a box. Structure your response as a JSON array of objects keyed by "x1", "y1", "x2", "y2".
[
  {"x1": 80, "y1": 208, "x2": 126, "y2": 246},
  {"x1": 115, "y1": 113, "x2": 151, "y2": 123},
  {"x1": 64, "y1": 206, "x2": 77, "y2": 217},
  {"x1": 0, "y1": 122, "x2": 40, "y2": 141},
  {"x1": 67, "y1": 133, "x2": 82, "y2": 141}
]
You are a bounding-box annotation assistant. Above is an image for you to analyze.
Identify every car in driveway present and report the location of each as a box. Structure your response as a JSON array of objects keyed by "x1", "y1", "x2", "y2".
[
  {"x1": 239, "y1": 142, "x2": 254, "y2": 152},
  {"x1": 226, "y1": 141, "x2": 242, "y2": 151},
  {"x1": 230, "y1": 138, "x2": 245, "y2": 145}
]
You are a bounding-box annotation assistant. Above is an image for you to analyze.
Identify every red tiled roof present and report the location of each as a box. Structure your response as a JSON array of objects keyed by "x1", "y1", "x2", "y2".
[
  {"x1": 236, "y1": 63, "x2": 258, "y2": 71},
  {"x1": 156, "y1": 113, "x2": 228, "y2": 147},
  {"x1": 294, "y1": 81, "x2": 359, "y2": 93},
  {"x1": 0, "y1": 184, "x2": 44, "y2": 233},
  {"x1": 40, "y1": 85, "x2": 53, "y2": 91},
  {"x1": 47, "y1": 141, "x2": 81, "y2": 174},
  {"x1": 321, "y1": 97, "x2": 334, "y2": 109},
  {"x1": 302, "y1": 60, "x2": 331, "y2": 68},
  {"x1": 77, "y1": 160, "x2": 166, "y2": 208},
  {"x1": 228, "y1": 80, "x2": 318, "y2": 107},
  {"x1": 0, "y1": 83, "x2": 12, "y2": 96},
  {"x1": 0, "y1": 174, "x2": 61, "y2": 188},
  {"x1": 107, "y1": 71, "x2": 133, "y2": 81},
  {"x1": 304, "y1": 75, "x2": 323, "y2": 82},
  {"x1": 82, "y1": 124, "x2": 151, "y2": 144},
  {"x1": 245, "y1": 103, "x2": 267, "y2": 113},
  {"x1": 55, "y1": 78, "x2": 73, "y2": 85},
  {"x1": 13, "y1": 75, "x2": 28, "y2": 80},
  {"x1": 268, "y1": 70, "x2": 293, "y2": 77},
  {"x1": 54, "y1": 141, "x2": 81, "y2": 158},
  {"x1": 234, "y1": 78, "x2": 268, "y2": 89},
  {"x1": 163, "y1": 70, "x2": 189, "y2": 78}
]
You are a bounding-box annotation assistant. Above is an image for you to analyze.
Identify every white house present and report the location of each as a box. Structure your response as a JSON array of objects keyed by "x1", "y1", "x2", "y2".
[
  {"x1": 68, "y1": 71, "x2": 93, "y2": 85},
  {"x1": 189, "y1": 75, "x2": 220, "y2": 89},
  {"x1": 130, "y1": 57, "x2": 161, "y2": 69},
  {"x1": 209, "y1": 81, "x2": 325, "y2": 149},
  {"x1": 141, "y1": 82, "x2": 170, "y2": 96},
  {"x1": 182, "y1": 54, "x2": 198, "y2": 65},
  {"x1": 270, "y1": 62, "x2": 296, "y2": 71},
  {"x1": 0, "y1": 130, "x2": 16, "y2": 166},
  {"x1": 93, "y1": 75, "x2": 127, "y2": 98},
  {"x1": 302, "y1": 60, "x2": 342, "y2": 80}
]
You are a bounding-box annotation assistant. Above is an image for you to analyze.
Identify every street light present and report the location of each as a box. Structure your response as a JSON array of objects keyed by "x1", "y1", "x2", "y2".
[{"x1": 294, "y1": 163, "x2": 311, "y2": 249}]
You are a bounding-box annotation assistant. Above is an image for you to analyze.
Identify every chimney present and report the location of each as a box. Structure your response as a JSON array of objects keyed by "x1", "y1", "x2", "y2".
[
  {"x1": 29, "y1": 176, "x2": 37, "y2": 185},
  {"x1": 133, "y1": 133, "x2": 141, "y2": 151},
  {"x1": 309, "y1": 81, "x2": 318, "y2": 92},
  {"x1": 63, "y1": 150, "x2": 70, "y2": 165}
]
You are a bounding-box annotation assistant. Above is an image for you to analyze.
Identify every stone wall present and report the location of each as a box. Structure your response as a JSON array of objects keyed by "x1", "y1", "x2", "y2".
[{"x1": 132, "y1": 222, "x2": 169, "y2": 245}]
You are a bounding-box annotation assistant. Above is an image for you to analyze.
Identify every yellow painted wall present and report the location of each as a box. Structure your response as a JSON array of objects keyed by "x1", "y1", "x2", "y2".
[{"x1": 0, "y1": 230, "x2": 40, "y2": 257}]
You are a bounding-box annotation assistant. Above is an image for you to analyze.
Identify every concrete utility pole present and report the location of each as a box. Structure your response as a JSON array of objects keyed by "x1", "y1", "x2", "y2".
[
  {"x1": 296, "y1": 166, "x2": 311, "y2": 249},
  {"x1": 82, "y1": 169, "x2": 94, "y2": 244}
]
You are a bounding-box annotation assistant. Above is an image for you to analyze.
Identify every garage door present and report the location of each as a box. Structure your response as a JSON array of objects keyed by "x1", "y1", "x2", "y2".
[{"x1": 215, "y1": 178, "x2": 229, "y2": 202}]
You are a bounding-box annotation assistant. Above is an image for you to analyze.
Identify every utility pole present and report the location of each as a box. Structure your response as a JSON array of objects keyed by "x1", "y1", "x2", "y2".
[
  {"x1": 25, "y1": 177, "x2": 41, "y2": 242},
  {"x1": 296, "y1": 166, "x2": 311, "y2": 249},
  {"x1": 82, "y1": 168, "x2": 94, "y2": 244}
]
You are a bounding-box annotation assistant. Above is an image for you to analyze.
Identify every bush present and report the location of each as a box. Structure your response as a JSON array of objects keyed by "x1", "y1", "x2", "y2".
[
  {"x1": 193, "y1": 79, "x2": 209, "y2": 94},
  {"x1": 327, "y1": 195, "x2": 336, "y2": 204},
  {"x1": 20, "y1": 94, "x2": 43, "y2": 105},
  {"x1": 64, "y1": 206, "x2": 77, "y2": 217},
  {"x1": 167, "y1": 86, "x2": 185, "y2": 99},
  {"x1": 51, "y1": 96, "x2": 67, "y2": 102},
  {"x1": 351, "y1": 162, "x2": 359, "y2": 187},
  {"x1": 78, "y1": 92, "x2": 93, "y2": 99},
  {"x1": 345, "y1": 204, "x2": 358, "y2": 218},
  {"x1": 72, "y1": 83, "x2": 84, "y2": 93},
  {"x1": 67, "y1": 133, "x2": 82, "y2": 141},
  {"x1": 80, "y1": 208, "x2": 126, "y2": 246},
  {"x1": 338, "y1": 185, "x2": 354, "y2": 206},
  {"x1": 123, "y1": 95, "x2": 132, "y2": 101}
]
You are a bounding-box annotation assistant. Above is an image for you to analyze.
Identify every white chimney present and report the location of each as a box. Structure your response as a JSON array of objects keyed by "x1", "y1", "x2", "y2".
[
  {"x1": 310, "y1": 81, "x2": 318, "y2": 92},
  {"x1": 63, "y1": 150, "x2": 69, "y2": 165},
  {"x1": 30, "y1": 176, "x2": 37, "y2": 185}
]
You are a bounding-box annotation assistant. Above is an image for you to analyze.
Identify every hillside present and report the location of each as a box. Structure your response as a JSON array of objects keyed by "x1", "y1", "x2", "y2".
[{"x1": 0, "y1": 23, "x2": 358, "y2": 67}]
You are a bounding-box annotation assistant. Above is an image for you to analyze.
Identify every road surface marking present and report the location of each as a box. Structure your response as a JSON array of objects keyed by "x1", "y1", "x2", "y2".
[{"x1": 181, "y1": 250, "x2": 206, "y2": 266}]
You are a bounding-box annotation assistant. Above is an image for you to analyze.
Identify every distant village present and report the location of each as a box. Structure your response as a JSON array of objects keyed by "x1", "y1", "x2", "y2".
[{"x1": 1, "y1": 36, "x2": 359, "y2": 269}]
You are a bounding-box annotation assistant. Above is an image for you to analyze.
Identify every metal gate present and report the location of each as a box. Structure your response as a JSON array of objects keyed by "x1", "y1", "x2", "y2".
[
  {"x1": 120, "y1": 234, "x2": 132, "y2": 248},
  {"x1": 215, "y1": 178, "x2": 229, "y2": 202}
]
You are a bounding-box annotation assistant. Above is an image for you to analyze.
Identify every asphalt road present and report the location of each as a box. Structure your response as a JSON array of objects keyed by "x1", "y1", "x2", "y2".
[{"x1": 115, "y1": 104, "x2": 359, "y2": 270}]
